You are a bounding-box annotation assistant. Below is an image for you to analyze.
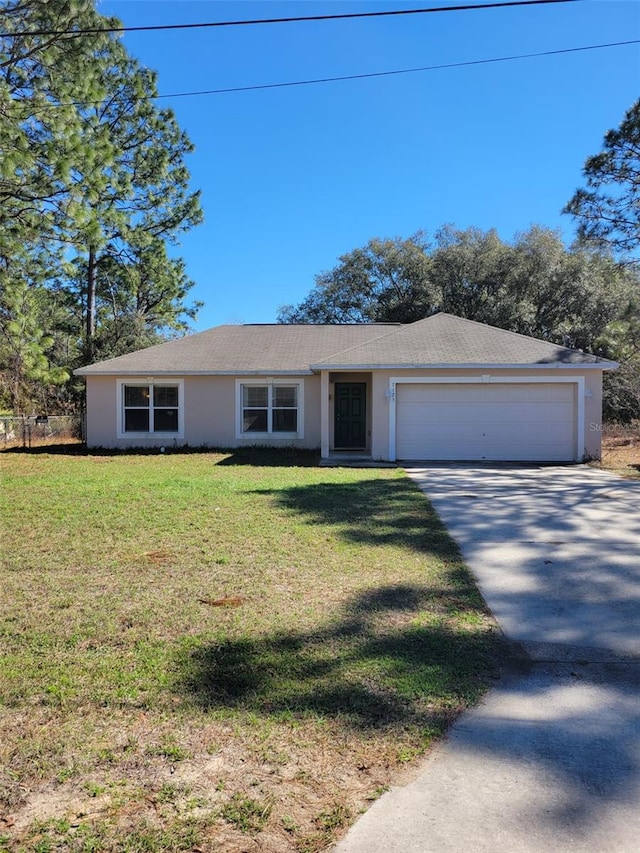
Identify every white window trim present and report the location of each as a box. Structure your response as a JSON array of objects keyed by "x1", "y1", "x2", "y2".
[
  {"x1": 387, "y1": 375, "x2": 584, "y2": 463},
  {"x1": 235, "y1": 378, "x2": 304, "y2": 440},
  {"x1": 116, "y1": 378, "x2": 185, "y2": 440}
]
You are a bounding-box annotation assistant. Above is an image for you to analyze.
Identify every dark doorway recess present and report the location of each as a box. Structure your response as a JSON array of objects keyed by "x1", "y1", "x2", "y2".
[{"x1": 334, "y1": 383, "x2": 366, "y2": 449}]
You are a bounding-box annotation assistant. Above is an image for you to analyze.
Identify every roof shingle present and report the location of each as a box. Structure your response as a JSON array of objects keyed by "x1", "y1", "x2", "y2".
[
  {"x1": 74, "y1": 323, "x2": 400, "y2": 375},
  {"x1": 75, "y1": 313, "x2": 614, "y2": 376},
  {"x1": 312, "y1": 313, "x2": 611, "y2": 367}
]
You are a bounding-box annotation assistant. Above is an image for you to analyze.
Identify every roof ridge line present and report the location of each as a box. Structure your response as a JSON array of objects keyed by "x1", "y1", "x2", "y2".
[
  {"x1": 242, "y1": 322, "x2": 401, "y2": 327},
  {"x1": 314, "y1": 314, "x2": 441, "y2": 364}
]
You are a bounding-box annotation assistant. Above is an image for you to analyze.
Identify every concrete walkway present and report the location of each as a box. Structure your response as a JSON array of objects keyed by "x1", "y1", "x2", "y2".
[{"x1": 334, "y1": 465, "x2": 640, "y2": 853}]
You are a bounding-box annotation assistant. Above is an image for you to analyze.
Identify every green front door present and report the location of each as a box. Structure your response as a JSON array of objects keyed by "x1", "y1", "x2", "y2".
[{"x1": 334, "y1": 383, "x2": 366, "y2": 449}]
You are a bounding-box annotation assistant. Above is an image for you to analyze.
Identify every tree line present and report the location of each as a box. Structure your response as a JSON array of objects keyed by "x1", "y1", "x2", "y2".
[
  {"x1": 277, "y1": 225, "x2": 640, "y2": 421},
  {"x1": 279, "y1": 99, "x2": 640, "y2": 422},
  {"x1": 1, "y1": 1, "x2": 638, "y2": 422}
]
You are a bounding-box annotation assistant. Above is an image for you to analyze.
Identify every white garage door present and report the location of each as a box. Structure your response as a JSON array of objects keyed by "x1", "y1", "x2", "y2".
[{"x1": 395, "y1": 382, "x2": 577, "y2": 461}]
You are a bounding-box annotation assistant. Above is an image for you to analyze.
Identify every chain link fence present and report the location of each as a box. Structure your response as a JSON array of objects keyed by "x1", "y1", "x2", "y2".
[{"x1": 0, "y1": 415, "x2": 84, "y2": 449}]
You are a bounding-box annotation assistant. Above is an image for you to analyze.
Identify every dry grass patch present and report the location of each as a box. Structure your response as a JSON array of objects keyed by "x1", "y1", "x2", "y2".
[
  {"x1": 598, "y1": 422, "x2": 640, "y2": 479},
  {"x1": 0, "y1": 450, "x2": 502, "y2": 852}
]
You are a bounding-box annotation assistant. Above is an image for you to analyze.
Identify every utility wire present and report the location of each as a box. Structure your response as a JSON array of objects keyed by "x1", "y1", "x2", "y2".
[
  {"x1": 120, "y1": 39, "x2": 640, "y2": 102},
  {"x1": 0, "y1": 1, "x2": 581, "y2": 39},
  {"x1": 11, "y1": 37, "x2": 636, "y2": 112}
]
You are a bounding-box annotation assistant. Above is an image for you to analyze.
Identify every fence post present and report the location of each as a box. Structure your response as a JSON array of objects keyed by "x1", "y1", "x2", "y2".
[{"x1": 1, "y1": 414, "x2": 83, "y2": 449}]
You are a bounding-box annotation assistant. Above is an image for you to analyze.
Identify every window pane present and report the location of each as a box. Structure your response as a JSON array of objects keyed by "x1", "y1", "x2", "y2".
[
  {"x1": 154, "y1": 386, "x2": 178, "y2": 407},
  {"x1": 273, "y1": 386, "x2": 297, "y2": 408},
  {"x1": 273, "y1": 409, "x2": 297, "y2": 432},
  {"x1": 243, "y1": 386, "x2": 268, "y2": 407},
  {"x1": 125, "y1": 409, "x2": 149, "y2": 432},
  {"x1": 124, "y1": 386, "x2": 149, "y2": 407},
  {"x1": 154, "y1": 409, "x2": 178, "y2": 432},
  {"x1": 243, "y1": 409, "x2": 268, "y2": 432}
]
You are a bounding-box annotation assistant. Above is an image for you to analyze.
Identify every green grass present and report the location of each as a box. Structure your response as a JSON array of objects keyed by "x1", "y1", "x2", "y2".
[
  {"x1": 221, "y1": 792, "x2": 273, "y2": 834},
  {"x1": 0, "y1": 449, "x2": 502, "y2": 851}
]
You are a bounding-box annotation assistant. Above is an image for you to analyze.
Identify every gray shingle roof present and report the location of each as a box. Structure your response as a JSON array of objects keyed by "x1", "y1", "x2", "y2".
[
  {"x1": 74, "y1": 313, "x2": 615, "y2": 376},
  {"x1": 74, "y1": 323, "x2": 400, "y2": 375},
  {"x1": 312, "y1": 313, "x2": 614, "y2": 367}
]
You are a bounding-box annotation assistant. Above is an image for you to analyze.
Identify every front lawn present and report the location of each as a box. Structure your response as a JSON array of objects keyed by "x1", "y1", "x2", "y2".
[{"x1": 0, "y1": 450, "x2": 501, "y2": 852}]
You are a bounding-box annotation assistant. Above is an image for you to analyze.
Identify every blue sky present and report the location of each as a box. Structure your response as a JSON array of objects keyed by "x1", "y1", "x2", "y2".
[{"x1": 100, "y1": 1, "x2": 640, "y2": 329}]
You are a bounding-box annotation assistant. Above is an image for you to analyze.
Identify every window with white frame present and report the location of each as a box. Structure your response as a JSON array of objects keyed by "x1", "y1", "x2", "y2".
[
  {"x1": 119, "y1": 381, "x2": 182, "y2": 435},
  {"x1": 240, "y1": 383, "x2": 301, "y2": 436}
]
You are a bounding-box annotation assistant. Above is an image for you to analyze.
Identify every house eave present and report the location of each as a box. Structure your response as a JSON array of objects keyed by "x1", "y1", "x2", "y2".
[
  {"x1": 74, "y1": 368, "x2": 315, "y2": 377},
  {"x1": 310, "y1": 361, "x2": 618, "y2": 371},
  {"x1": 74, "y1": 360, "x2": 618, "y2": 377}
]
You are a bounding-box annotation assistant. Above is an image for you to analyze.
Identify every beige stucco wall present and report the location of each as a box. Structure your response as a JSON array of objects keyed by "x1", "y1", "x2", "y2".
[
  {"x1": 582, "y1": 371, "x2": 605, "y2": 458},
  {"x1": 85, "y1": 376, "x2": 118, "y2": 447},
  {"x1": 85, "y1": 367, "x2": 606, "y2": 460},
  {"x1": 84, "y1": 374, "x2": 321, "y2": 450},
  {"x1": 365, "y1": 367, "x2": 605, "y2": 461}
]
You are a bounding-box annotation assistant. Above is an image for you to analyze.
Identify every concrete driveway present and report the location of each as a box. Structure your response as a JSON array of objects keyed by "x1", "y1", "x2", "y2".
[
  {"x1": 334, "y1": 465, "x2": 640, "y2": 853},
  {"x1": 407, "y1": 464, "x2": 640, "y2": 661}
]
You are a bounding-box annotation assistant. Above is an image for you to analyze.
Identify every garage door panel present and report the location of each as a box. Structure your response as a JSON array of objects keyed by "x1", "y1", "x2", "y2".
[
  {"x1": 399, "y1": 401, "x2": 574, "y2": 426},
  {"x1": 398, "y1": 429, "x2": 574, "y2": 458},
  {"x1": 399, "y1": 384, "x2": 574, "y2": 405},
  {"x1": 396, "y1": 382, "x2": 577, "y2": 461},
  {"x1": 400, "y1": 419, "x2": 573, "y2": 441}
]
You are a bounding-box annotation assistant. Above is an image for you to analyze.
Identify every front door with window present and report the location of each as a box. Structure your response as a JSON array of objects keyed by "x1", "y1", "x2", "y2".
[{"x1": 334, "y1": 383, "x2": 366, "y2": 449}]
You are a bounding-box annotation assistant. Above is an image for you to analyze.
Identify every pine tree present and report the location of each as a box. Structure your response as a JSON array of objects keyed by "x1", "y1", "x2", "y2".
[
  {"x1": 565, "y1": 99, "x2": 640, "y2": 263},
  {"x1": 0, "y1": 1, "x2": 203, "y2": 408}
]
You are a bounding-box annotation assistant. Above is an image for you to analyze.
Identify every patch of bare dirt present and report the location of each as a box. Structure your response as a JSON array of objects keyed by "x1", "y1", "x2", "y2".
[
  {"x1": 9, "y1": 787, "x2": 112, "y2": 834},
  {"x1": 1, "y1": 709, "x2": 426, "y2": 852},
  {"x1": 600, "y1": 423, "x2": 640, "y2": 476},
  {"x1": 1, "y1": 437, "x2": 82, "y2": 451}
]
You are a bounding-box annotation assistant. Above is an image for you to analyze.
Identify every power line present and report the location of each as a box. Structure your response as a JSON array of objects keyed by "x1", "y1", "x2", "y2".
[
  {"x1": 133, "y1": 39, "x2": 640, "y2": 101},
  {"x1": 13, "y1": 37, "x2": 636, "y2": 112},
  {"x1": 0, "y1": 1, "x2": 581, "y2": 39}
]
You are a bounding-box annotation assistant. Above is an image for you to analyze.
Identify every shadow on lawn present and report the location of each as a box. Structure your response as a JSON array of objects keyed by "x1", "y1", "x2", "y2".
[
  {"x1": 1, "y1": 442, "x2": 88, "y2": 455},
  {"x1": 179, "y1": 476, "x2": 503, "y2": 729},
  {"x1": 177, "y1": 471, "x2": 640, "y2": 837},
  {"x1": 214, "y1": 447, "x2": 320, "y2": 467},
  {"x1": 254, "y1": 476, "x2": 466, "y2": 558},
  {"x1": 2, "y1": 444, "x2": 322, "y2": 465},
  {"x1": 179, "y1": 583, "x2": 502, "y2": 730}
]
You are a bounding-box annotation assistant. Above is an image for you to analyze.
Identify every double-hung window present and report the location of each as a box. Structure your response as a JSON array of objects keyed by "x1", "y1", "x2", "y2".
[
  {"x1": 239, "y1": 382, "x2": 301, "y2": 437},
  {"x1": 118, "y1": 380, "x2": 183, "y2": 437}
]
